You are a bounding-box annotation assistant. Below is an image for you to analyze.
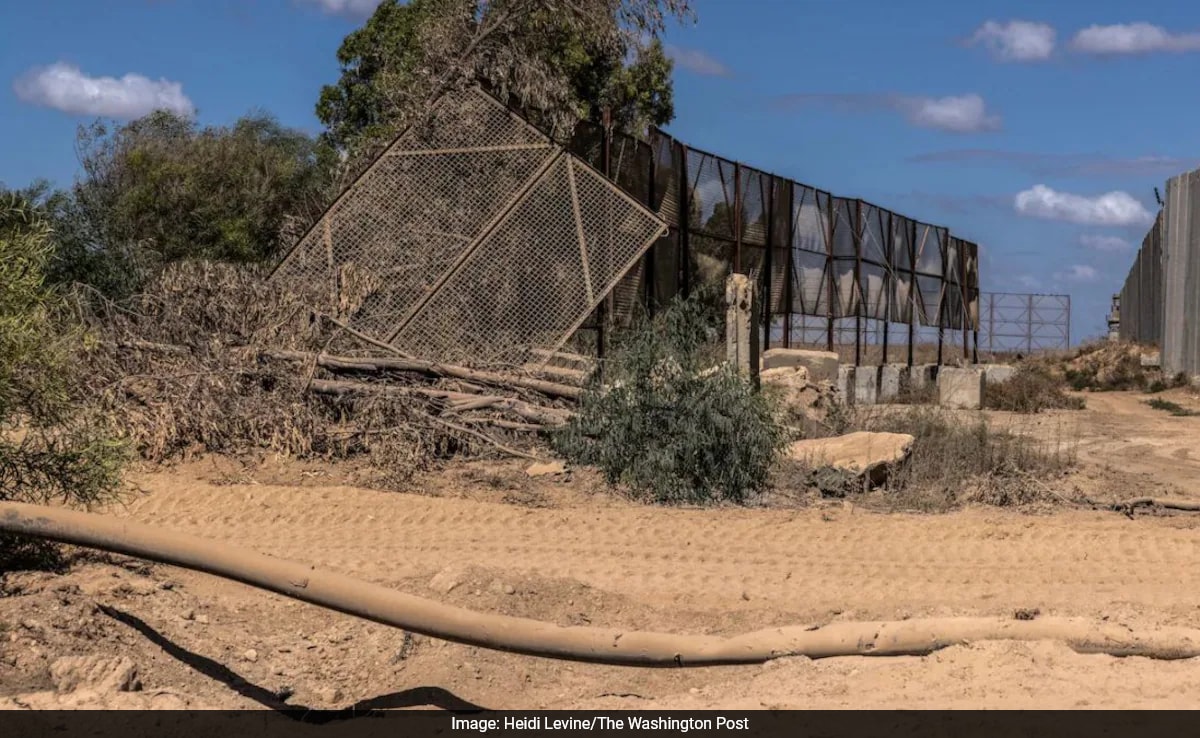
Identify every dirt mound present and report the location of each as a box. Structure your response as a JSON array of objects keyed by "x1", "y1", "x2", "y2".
[{"x1": 1054, "y1": 341, "x2": 1174, "y2": 392}]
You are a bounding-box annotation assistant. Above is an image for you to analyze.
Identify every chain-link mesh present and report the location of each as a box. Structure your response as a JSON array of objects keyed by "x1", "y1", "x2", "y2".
[
  {"x1": 271, "y1": 87, "x2": 664, "y2": 365},
  {"x1": 389, "y1": 156, "x2": 665, "y2": 364}
]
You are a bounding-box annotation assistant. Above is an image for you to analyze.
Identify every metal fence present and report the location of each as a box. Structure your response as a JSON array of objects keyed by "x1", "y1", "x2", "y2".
[
  {"x1": 269, "y1": 87, "x2": 666, "y2": 366},
  {"x1": 1118, "y1": 166, "x2": 1200, "y2": 377},
  {"x1": 978, "y1": 293, "x2": 1071, "y2": 353},
  {"x1": 569, "y1": 120, "x2": 982, "y2": 367},
  {"x1": 784, "y1": 292, "x2": 1070, "y2": 359}
]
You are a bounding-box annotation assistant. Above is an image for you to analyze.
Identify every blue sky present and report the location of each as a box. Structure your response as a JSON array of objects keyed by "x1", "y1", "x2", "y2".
[{"x1": 4, "y1": 1, "x2": 1200, "y2": 342}]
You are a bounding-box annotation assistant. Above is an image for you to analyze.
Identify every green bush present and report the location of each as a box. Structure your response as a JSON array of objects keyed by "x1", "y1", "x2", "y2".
[
  {"x1": 551, "y1": 295, "x2": 786, "y2": 505},
  {"x1": 0, "y1": 194, "x2": 128, "y2": 568}
]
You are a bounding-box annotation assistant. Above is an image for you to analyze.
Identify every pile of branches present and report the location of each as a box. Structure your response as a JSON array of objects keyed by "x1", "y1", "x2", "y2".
[{"x1": 74, "y1": 261, "x2": 583, "y2": 485}]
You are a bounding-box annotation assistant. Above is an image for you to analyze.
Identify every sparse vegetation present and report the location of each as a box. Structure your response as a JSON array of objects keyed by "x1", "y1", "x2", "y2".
[
  {"x1": 1146, "y1": 398, "x2": 1199, "y2": 417},
  {"x1": 552, "y1": 294, "x2": 787, "y2": 505},
  {"x1": 789, "y1": 403, "x2": 1076, "y2": 511},
  {"x1": 984, "y1": 365, "x2": 1085, "y2": 413}
]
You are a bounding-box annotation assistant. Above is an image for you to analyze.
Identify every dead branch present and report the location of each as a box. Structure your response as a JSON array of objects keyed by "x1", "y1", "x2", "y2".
[
  {"x1": 314, "y1": 312, "x2": 414, "y2": 359},
  {"x1": 307, "y1": 378, "x2": 572, "y2": 426},
  {"x1": 1111, "y1": 498, "x2": 1200, "y2": 515},
  {"x1": 8, "y1": 501, "x2": 1200, "y2": 666},
  {"x1": 262, "y1": 350, "x2": 581, "y2": 402},
  {"x1": 431, "y1": 417, "x2": 544, "y2": 461}
]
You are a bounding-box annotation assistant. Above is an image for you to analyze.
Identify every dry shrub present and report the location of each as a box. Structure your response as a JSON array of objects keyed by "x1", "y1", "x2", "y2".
[
  {"x1": 983, "y1": 365, "x2": 1085, "y2": 413},
  {"x1": 794, "y1": 404, "x2": 1075, "y2": 511},
  {"x1": 75, "y1": 261, "x2": 509, "y2": 486},
  {"x1": 1055, "y1": 340, "x2": 1165, "y2": 392}
]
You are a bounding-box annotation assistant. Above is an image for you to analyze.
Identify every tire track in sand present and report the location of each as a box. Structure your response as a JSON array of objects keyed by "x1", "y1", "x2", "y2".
[{"x1": 124, "y1": 476, "x2": 1200, "y2": 619}]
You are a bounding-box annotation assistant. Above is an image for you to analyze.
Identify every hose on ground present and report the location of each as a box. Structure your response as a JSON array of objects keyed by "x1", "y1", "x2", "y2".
[{"x1": 4, "y1": 501, "x2": 1200, "y2": 666}]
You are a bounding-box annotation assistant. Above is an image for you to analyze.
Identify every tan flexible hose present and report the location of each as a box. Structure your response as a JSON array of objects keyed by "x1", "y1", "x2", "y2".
[{"x1": 4, "y1": 501, "x2": 1200, "y2": 666}]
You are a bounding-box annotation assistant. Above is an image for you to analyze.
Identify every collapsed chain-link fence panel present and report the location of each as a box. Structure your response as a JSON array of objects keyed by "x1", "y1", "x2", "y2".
[
  {"x1": 388, "y1": 155, "x2": 665, "y2": 364},
  {"x1": 270, "y1": 87, "x2": 665, "y2": 366}
]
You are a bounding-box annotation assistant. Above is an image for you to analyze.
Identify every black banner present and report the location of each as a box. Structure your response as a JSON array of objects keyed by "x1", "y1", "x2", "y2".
[{"x1": 0, "y1": 710, "x2": 1190, "y2": 738}]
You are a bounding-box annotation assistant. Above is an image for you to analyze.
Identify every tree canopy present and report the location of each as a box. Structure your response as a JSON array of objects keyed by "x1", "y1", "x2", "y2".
[
  {"x1": 73, "y1": 111, "x2": 333, "y2": 266},
  {"x1": 316, "y1": 0, "x2": 691, "y2": 159}
]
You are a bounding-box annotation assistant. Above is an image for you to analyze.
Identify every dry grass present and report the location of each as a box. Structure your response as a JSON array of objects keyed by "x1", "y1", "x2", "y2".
[
  {"x1": 74, "y1": 261, "x2": 545, "y2": 488},
  {"x1": 783, "y1": 403, "x2": 1077, "y2": 511},
  {"x1": 983, "y1": 365, "x2": 1085, "y2": 413}
]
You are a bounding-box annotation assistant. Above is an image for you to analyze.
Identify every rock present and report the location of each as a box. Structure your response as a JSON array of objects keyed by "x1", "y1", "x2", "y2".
[
  {"x1": 195, "y1": 614, "x2": 209, "y2": 625},
  {"x1": 317, "y1": 687, "x2": 343, "y2": 705},
  {"x1": 180, "y1": 609, "x2": 195, "y2": 621},
  {"x1": 50, "y1": 655, "x2": 141, "y2": 693},
  {"x1": 761, "y1": 349, "x2": 840, "y2": 382},
  {"x1": 241, "y1": 649, "x2": 258, "y2": 663},
  {"x1": 429, "y1": 565, "x2": 469, "y2": 595},
  {"x1": 525, "y1": 460, "x2": 567, "y2": 477},
  {"x1": 786, "y1": 431, "x2": 914, "y2": 487}
]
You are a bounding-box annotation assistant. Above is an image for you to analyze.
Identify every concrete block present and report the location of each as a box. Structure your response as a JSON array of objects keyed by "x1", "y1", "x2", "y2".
[
  {"x1": 1141, "y1": 352, "x2": 1161, "y2": 368},
  {"x1": 836, "y1": 365, "x2": 854, "y2": 405},
  {"x1": 761, "y1": 348, "x2": 840, "y2": 383},
  {"x1": 908, "y1": 364, "x2": 935, "y2": 391},
  {"x1": 938, "y1": 367, "x2": 984, "y2": 410},
  {"x1": 979, "y1": 364, "x2": 1016, "y2": 385},
  {"x1": 853, "y1": 366, "x2": 879, "y2": 406},
  {"x1": 879, "y1": 364, "x2": 904, "y2": 402}
]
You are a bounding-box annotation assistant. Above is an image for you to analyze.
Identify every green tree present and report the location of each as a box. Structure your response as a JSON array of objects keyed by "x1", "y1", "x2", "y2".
[
  {"x1": 0, "y1": 192, "x2": 127, "y2": 566},
  {"x1": 316, "y1": 0, "x2": 690, "y2": 158},
  {"x1": 66, "y1": 110, "x2": 333, "y2": 282}
]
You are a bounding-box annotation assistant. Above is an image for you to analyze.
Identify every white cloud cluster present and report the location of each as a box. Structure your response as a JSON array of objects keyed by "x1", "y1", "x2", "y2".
[
  {"x1": 665, "y1": 45, "x2": 732, "y2": 77},
  {"x1": 13, "y1": 62, "x2": 194, "y2": 119},
  {"x1": 297, "y1": 0, "x2": 382, "y2": 18},
  {"x1": 1013, "y1": 185, "x2": 1153, "y2": 227},
  {"x1": 1079, "y1": 233, "x2": 1132, "y2": 253},
  {"x1": 775, "y1": 92, "x2": 1001, "y2": 134},
  {"x1": 969, "y1": 20, "x2": 1056, "y2": 61},
  {"x1": 897, "y1": 94, "x2": 1001, "y2": 134},
  {"x1": 1070, "y1": 22, "x2": 1200, "y2": 55},
  {"x1": 1056, "y1": 265, "x2": 1100, "y2": 283}
]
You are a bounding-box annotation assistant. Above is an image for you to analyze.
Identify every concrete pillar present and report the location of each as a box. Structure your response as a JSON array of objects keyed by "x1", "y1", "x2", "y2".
[
  {"x1": 837, "y1": 365, "x2": 854, "y2": 405},
  {"x1": 879, "y1": 364, "x2": 904, "y2": 402},
  {"x1": 854, "y1": 366, "x2": 879, "y2": 406},
  {"x1": 725, "y1": 273, "x2": 759, "y2": 384}
]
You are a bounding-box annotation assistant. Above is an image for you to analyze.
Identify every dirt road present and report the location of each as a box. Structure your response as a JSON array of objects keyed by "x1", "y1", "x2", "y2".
[{"x1": 7, "y1": 390, "x2": 1200, "y2": 709}]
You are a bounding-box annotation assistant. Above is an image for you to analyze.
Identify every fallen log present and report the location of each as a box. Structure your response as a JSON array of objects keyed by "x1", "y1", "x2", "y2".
[
  {"x1": 6, "y1": 501, "x2": 1200, "y2": 666},
  {"x1": 261, "y1": 350, "x2": 581, "y2": 402},
  {"x1": 308, "y1": 378, "x2": 572, "y2": 427}
]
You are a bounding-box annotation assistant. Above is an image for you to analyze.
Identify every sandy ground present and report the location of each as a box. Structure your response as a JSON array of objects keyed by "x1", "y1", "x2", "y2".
[{"x1": 6, "y1": 389, "x2": 1200, "y2": 709}]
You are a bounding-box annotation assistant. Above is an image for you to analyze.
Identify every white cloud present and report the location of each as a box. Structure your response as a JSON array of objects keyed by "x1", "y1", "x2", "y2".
[
  {"x1": 1055, "y1": 265, "x2": 1100, "y2": 283},
  {"x1": 1013, "y1": 184, "x2": 1153, "y2": 226},
  {"x1": 1016, "y1": 274, "x2": 1042, "y2": 289},
  {"x1": 665, "y1": 45, "x2": 733, "y2": 77},
  {"x1": 969, "y1": 20, "x2": 1056, "y2": 61},
  {"x1": 13, "y1": 62, "x2": 194, "y2": 119},
  {"x1": 777, "y1": 92, "x2": 1001, "y2": 133},
  {"x1": 297, "y1": 0, "x2": 382, "y2": 18},
  {"x1": 1070, "y1": 22, "x2": 1200, "y2": 55},
  {"x1": 897, "y1": 94, "x2": 1001, "y2": 133},
  {"x1": 1079, "y1": 233, "x2": 1132, "y2": 252}
]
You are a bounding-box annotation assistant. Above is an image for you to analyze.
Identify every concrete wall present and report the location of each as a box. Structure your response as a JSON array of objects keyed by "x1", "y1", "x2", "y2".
[{"x1": 1120, "y1": 168, "x2": 1200, "y2": 377}]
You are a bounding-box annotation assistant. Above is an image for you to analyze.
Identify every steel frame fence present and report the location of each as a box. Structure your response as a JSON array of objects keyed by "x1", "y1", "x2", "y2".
[
  {"x1": 781, "y1": 292, "x2": 1070, "y2": 356},
  {"x1": 978, "y1": 293, "x2": 1071, "y2": 353},
  {"x1": 268, "y1": 88, "x2": 666, "y2": 366},
  {"x1": 570, "y1": 120, "x2": 982, "y2": 367}
]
